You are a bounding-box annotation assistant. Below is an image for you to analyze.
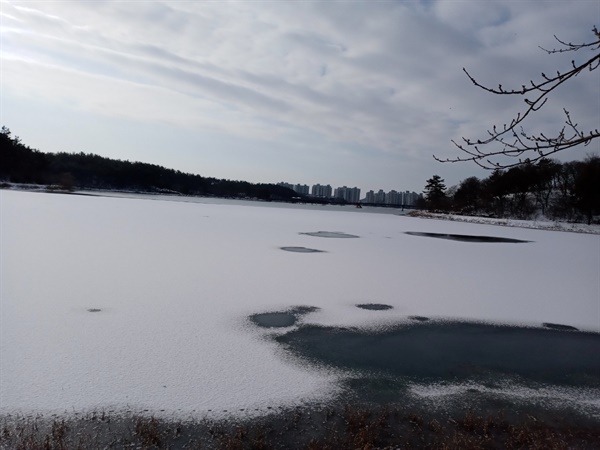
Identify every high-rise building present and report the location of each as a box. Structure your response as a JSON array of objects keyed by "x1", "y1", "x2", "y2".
[
  {"x1": 277, "y1": 182, "x2": 294, "y2": 190},
  {"x1": 294, "y1": 184, "x2": 309, "y2": 195},
  {"x1": 281, "y1": 180, "x2": 420, "y2": 205},
  {"x1": 334, "y1": 186, "x2": 361, "y2": 203},
  {"x1": 364, "y1": 187, "x2": 421, "y2": 206},
  {"x1": 311, "y1": 184, "x2": 332, "y2": 198},
  {"x1": 386, "y1": 190, "x2": 402, "y2": 205},
  {"x1": 277, "y1": 182, "x2": 309, "y2": 195},
  {"x1": 348, "y1": 187, "x2": 361, "y2": 203},
  {"x1": 403, "y1": 191, "x2": 420, "y2": 206}
]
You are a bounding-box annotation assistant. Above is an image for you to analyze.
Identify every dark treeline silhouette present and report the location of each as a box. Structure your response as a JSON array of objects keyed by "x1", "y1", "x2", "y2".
[
  {"x1": 0, "y1": 126, "x2": 300, "y2": 201},
  {"x1": 424, "y1": 157, "x2": 600, "y2": 224}
]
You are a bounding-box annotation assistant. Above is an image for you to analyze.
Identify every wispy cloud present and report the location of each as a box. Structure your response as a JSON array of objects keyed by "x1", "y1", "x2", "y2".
[{"x1": 2, "y1": 0, "x2": 598, "y2": 190}]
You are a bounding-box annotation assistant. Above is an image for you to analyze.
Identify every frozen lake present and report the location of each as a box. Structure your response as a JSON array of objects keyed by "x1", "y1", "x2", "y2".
[{"x1": 1, "y1": 190, "x2": 599, "y2": 419}]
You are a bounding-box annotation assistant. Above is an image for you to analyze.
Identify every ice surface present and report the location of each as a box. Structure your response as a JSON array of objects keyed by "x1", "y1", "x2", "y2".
[{"x1": 1, "y1": 190, "x2": 599, "y2": 417}]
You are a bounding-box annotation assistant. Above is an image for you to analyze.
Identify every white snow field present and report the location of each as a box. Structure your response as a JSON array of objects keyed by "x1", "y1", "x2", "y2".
[{"x1": 1, "y1": 190, "x2": 599, "y2": 417}]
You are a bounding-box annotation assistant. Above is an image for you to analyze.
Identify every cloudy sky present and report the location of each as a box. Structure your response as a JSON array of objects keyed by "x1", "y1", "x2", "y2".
[{"x1": 2, "y1": 1, "x2": 598, "y2": 193}]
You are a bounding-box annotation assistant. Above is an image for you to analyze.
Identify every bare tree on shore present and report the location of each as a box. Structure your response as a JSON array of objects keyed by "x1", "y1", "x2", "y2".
[{"x1": 436, "y1": 27, "x2": 600, "y2": 169}]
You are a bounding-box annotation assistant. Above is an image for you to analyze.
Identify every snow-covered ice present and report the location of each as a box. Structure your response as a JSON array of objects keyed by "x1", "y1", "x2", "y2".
[{"x1": 1, "y1": 190, "x2": 599, "y2": 417}]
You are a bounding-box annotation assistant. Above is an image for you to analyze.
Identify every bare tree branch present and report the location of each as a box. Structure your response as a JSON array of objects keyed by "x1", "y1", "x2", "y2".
[{"x1": 435, "y1": 27, "x2": 600, "y2": 169}]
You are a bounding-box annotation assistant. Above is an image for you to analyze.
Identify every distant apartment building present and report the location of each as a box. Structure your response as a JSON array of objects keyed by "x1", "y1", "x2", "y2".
[
  {"x1": 277, "y1": 182, "x2": 309, "y2": 195},
  {"x1": 334, "y1": 186, "x2": 361, "y2": 203},
  {"x1": 277, "y1": 182, "x2": 294, "y2": 191},
  {"x1": 311, "y1": 183, "x2": 332, "y2": 198},
  {"x1": 403, "y1": 191, "x2": 420, "y2": 206},
  {"x1": 294, "y1": 184, "x2": 309, "y2": 195},
  {"x1": 364, "y1": 189, "x2": 392, "y2": 204},
  {"x1": 348, "y1": 187, "x2": 361, "y2": 203},
  {"x1": 364, "y1": 188, "x2": 420, "y2": 206},
  {"x1": 386, "y1": 190, "x2": 402, "y2": 205},
  {"x1": 280, "y1": 180, "x2": 419, "y2": 205}
]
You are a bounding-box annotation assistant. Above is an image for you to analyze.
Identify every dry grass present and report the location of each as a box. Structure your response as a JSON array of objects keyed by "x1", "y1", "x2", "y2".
[{"x1": 1, "y1": 406, "x2": 599, "y2": 450}]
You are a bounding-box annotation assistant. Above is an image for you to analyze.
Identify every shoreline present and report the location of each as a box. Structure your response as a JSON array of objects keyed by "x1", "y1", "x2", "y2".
[
  {"x1": 3, "y1": 400, "x2": 599, "y2": 449},
  {"x1": 407, "y1": 210, "x2": 600, "y2": 235},
  {"x1": 3, "y1": 186, "x2": 599, "y2": 234}
]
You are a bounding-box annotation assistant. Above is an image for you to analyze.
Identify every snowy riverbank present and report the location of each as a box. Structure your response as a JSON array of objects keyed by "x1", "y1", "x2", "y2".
[{"x1": 408, "y1": 210, "x2": 600, "y2": 234}]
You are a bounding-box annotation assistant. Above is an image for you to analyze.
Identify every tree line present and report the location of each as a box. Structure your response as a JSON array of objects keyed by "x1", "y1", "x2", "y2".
[
  {"x1": 423, "y1": 156, "x2": 600, "y2": 224},
  {"x1": 425, "y1": 27, "x2": 600, "y2": 225},
  {"x1": 0, "y1": 126, "x2": 299, "y2": 201}
]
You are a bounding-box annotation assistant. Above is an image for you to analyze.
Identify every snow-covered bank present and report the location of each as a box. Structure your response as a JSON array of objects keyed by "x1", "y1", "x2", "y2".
[
  {"x1": 409, "y1": 210, "x2": 600, "y2": 234},
  {"x1": 1, "y1": 190, "x2": 599, "y2": 418}
]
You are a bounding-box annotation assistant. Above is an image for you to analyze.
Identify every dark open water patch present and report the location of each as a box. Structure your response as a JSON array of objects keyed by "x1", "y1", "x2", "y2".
[
  {"x1": 300, "y1": 231, "x2": 359, "y2": 238},
  {"x1": 87, "y1": 308, "x2": 102, "y2": 313},
  {"x1": 251, "y1": 312, "x2": 297, "y2": 328},
  {"x1": 280, "y1": 246, "x2": 325, "y2": 253},
  {"x1": 408, "y1": 315, "x2": 430, "y2": 322},
  {"x1": 405, "y1": 231, "x2": 530, "y2": 243},
  {"x1": 275, "y1": 322, "x2": 600, "y2": 388},
  {"x1": 250, "y1": 306, "x2": 320, "y2": 328},
  {"x1": 543, "y1": 322, "x2": 579, "y2": 331},
  {"x1": 356, "y1": 303, "x2": 393, "y2": 311}
]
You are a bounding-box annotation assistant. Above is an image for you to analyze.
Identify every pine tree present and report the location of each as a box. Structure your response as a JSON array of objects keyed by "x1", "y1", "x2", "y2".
[{"x1": 423, "y1": 175, "x2": 447, "y2": 211}]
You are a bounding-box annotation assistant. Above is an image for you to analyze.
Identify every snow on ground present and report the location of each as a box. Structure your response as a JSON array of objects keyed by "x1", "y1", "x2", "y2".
[
  {"x1": 1, "y1": 190, "x2": 599, "y2": 417},
  {"x1": 410, "y1": 210, "x2": 600, "y2": 234}
]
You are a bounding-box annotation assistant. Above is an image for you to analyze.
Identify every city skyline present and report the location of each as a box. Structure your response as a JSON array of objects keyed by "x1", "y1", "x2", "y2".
[{"x1": 279, "y1": 181, "x2": 420, "y2": 205}]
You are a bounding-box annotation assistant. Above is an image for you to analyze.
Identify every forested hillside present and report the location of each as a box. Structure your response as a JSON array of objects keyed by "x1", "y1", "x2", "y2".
[{"x1": 0, "y1": 127, "x2": 298, "y2": 201}]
